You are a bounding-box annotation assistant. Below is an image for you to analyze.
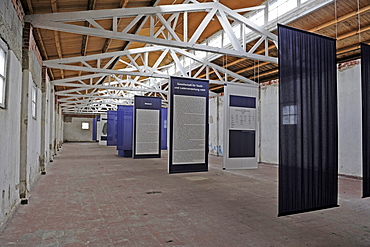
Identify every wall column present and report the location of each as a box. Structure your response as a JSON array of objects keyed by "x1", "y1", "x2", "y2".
[
  {"x1": 19, "y1": 22, "x2": 32, "y2": 204},
  {"x1": 39, "y1": 66, "x2": 48, "y2": 175}
]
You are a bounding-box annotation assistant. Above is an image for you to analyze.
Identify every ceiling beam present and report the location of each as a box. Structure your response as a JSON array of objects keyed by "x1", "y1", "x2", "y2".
[
  {"x1": 81, "y1": 0, "x2": 96, "y2": 56},
  {"x1": 51, "y1": 82, "x2": 168, "y2": 94},
  {"x1": 101, "y1": 0, "x2": 130, "y2": 53},
  {"x1": 25, "y1": 2, "x2": 278, "y2": 64},
  {"x1": 310, "y1": 4, "x2": 370, "y2": 32},
  {"x1": 50, "y1": 0, "x2": 64, "y2": 79}
]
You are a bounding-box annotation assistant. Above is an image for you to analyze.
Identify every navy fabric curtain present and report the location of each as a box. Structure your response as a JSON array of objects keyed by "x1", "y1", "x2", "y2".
[
  {"x1": 107, "y1": 111, "x2": 118, "y2": 146},
  {"x1": 117, "y1": 105, "x2": 133, "y2": 157},
  {"x1": 92, "y1": 117, "x2": 97, "y2": 141},
  {"x1": 278, "y1": 25, "x2": 338, "y2": 216},
  {"x1": 161, "y1": 108, "x2": 168, "y2": 150},
  {"x1": 362, "y1": 43, "x2": 370, "y2": 198}
]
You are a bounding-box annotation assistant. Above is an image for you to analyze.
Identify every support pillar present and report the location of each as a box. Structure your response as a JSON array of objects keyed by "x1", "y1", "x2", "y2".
[
  {"x1": 39, "y1": 66, "x2": 48, "y2": 175},
  {"x1": 19, "y1": 22, "x2": 32, "y2": 204}
]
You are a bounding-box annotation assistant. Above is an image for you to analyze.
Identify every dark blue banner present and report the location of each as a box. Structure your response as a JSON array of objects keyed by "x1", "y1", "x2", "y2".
[
  {"x1": 171, "y1": 77, "x2": 209, "y2": 97},
  {"x1": 92, "y1": 117, "x2": 97, "y2": 141},
  {"x1": 362, "y1": 43, "x2": 370, "y2": 198},
  {"x1": 161, "y1": 108, "x2": 168, "y2": 150},
  {"x1": 133, "y1": 96, "x2": 162, "y2": 159},
  {"x1": 278, "y1": 25, "x2": 338, "y2": 216},
  {"x1": 117, "y1": 105, "x2": 133, "y2": 157},
  {"x1": 230, "y1": 95, "x2": 256, "y2": 108},
  {"x1": 107, "y1": 111, "x2": 118, "y2": 146},
  {"x1": 169, "y1": 77, "x2": 209, "y2": 174}
]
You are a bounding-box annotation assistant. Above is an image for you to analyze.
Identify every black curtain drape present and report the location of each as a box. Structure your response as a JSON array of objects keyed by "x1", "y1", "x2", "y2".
[
  {"x1": 278, "y1": 25, "x2": 338, "y2": 216},
  {"x1": 362, "y1": 43, "x2": 370, "y2": 198}
]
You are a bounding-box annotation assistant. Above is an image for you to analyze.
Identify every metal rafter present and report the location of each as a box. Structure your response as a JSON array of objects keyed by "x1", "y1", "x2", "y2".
[
  {"x1": 25, "y1": 2, "x2": 278, "y2": 63},
  {"x1": 45, "y1": 45, "x2": 255, "y2": 84}
]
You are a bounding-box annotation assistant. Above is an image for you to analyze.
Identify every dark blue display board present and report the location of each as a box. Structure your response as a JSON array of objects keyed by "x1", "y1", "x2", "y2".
[
  {"x1": 117, "y1": 105, "x2": 133, "y2": 157},
  {"x1": 92, "y1": 117, "x2": 97, "y2": 141},
  {"x1": 107, "y1": 111, "x2": 118, "y2": 146},
  {"x1": 133, "y1": 96, "x2": 162, "y2": 159},
  {"x1": 169, "y1": 77, "x2": 209, "y2": 174},
  {"x1": 161, "y1": 108, "x2": 168, "y2": 150}
]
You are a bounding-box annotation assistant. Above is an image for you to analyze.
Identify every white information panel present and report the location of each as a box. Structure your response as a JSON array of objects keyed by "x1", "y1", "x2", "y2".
[
  {"x1": 98, "y1": 114, "x2": 107, "y2": 146},
  {"x1": 223, "y1": 83, "x2": 258, "y2": 169},
  {"x1": 173, "y1": 95, "x2": 206, "y2": 165},
  {"x1": 135, "y1": 109, "x2": 160, "y2": 155},
  {"x1": 230, "y1": 108, "x2": 256, "y2": 130}
]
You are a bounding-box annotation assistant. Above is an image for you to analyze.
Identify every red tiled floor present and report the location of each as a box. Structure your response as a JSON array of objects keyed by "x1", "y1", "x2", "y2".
[{"x1": 0, "y1": 142, "x2": 370, "y2": 246}]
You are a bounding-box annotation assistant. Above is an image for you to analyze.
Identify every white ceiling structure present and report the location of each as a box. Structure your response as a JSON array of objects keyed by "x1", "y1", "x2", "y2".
[{"x1": 25, "y1": 0, "x2": 333, "y2": 114}]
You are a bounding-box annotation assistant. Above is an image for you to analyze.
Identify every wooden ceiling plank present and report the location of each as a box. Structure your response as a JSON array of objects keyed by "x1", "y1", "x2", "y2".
[
  {"x1": 102, "y1": 0, "x2": 129, "y2": 53},
  {"x1": 81, "y1": 0, "x2": 96, "y2": 56},
  {"x1": 50, "y1": 0, "x2": 64, "y2": 80},
  {"x1": 24, "y1": 0, "x2": 56, "y2": 80},
  {"x1": 25, "y1": 0, "x2": 33, "y2": 13},
  {"x1": 309, "y1": 5, "x2": 370, "y2": 32},
  {"x1": 337, "y1": 25, "x2": 370, "y2": 40},
  {"x1": 248, "y1": 68, "x2": 278, "y2": 80}
]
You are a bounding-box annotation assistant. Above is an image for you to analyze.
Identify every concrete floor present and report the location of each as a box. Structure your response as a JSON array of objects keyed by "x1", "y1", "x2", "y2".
[{"x1": 0, "y1": 143, "x2": 370, "y2": 246}]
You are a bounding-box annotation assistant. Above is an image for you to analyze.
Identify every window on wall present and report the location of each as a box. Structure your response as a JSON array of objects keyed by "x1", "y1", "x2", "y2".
[
  {"x1": 31, "y1": 85, "x2": 37, "y2": 119},
  {"x1": 82, "y1": 122, "x2": 90, "y2": 130},
  {"x1": 282, "y1": 104, "x2": 297, "y2": 125},
  {"x1": 0, "y1": 39, "x2": 8, "y2": 108}
]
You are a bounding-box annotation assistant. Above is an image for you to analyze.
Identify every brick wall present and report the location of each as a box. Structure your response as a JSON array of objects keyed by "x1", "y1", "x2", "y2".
[
  {"x1": 22, "y1": 22, "x2": 43, "y2": 66},
  {"x1": 11, "y1": 0, "x2": 24, "y2": 23}
]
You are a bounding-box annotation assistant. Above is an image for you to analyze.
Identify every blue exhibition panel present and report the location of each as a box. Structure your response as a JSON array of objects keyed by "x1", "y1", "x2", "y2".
[
  {"x1": 133, "y1": 96, "x2": 162, "y2": 159},
  {"x1": 161, "y1": 108, "x2": 168, "y2": 150},
  {"x1": 117, "y1": 105, "x2": 133, "y2": 157},
  {"x1": 107, "y1": 111, "x2": 118, "y2": 146},
  {"x1": 168, "y1": 77, "x2": 209, "y2": 174}
]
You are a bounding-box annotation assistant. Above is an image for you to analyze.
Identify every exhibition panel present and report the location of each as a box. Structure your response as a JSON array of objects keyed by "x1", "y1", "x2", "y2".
[
  {"x1": 223, "y1": 83, "x2": 258, "y2": 170},
  {"x1": 133, "y1": 96, "x2": 162, "y2": 159},
  {"x1": 169, "y1": 77, "x2": 209, "y2": 174}
]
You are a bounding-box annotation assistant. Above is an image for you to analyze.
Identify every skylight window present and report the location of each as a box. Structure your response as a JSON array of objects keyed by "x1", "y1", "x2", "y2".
[
  {"x1": 269, "y1": 0, "x2": 298, "y2": 22},
  {"x1": 249, "y1": 9, "x2": 265, "y2": 27}
]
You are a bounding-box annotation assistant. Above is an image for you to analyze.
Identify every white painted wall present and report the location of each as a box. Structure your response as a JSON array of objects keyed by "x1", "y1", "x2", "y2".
[
  {"x1": 55, "y1": 105, "x2": 64, "y2": 150},
  {"x1": 209, "y1": 96, "x2": 218, "y2": 155},
  {"x1": 0, "y1": 50, "x2": 22, "y2": 229},
  {"x1": 337, "y1": 63, "x2": 362, "y2": 177},
  {"x1": 258, "y1": 64, "x2": 363, "y2": 177},
  {"x1": 0, "y1": 0, "x2": 23, "y2": 229},
  {"x1": 208, "y1": 95, "x2": 224, "y2": 156},
  {"x1": 26, "y1": 76, "x2": 42, "y2": 188},
  {"x1": 259, "y1": 84, "x2": 279, "y2": 164},
  {"x1": 64, "y1": 117, "x2": 93, "y2": 142},
  {"x1": 42, "y1": 76, "x2": 52, "y2": 167},
  {"x1": 98, "y1": 114, "x2": 107, "y2": 145}
]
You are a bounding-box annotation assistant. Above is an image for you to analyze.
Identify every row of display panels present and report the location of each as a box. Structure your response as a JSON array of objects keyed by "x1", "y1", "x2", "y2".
[{"x1": 91, "y1": 77, "x2": 258, "y2": 174}]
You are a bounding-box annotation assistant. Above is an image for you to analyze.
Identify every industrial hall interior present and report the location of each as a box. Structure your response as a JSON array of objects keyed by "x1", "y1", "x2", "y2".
[{"x1": 1, "y1": 0, "x2": 370, "y2": 245}]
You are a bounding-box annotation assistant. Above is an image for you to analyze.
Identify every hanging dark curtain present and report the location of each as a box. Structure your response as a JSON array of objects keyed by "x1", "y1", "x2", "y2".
[
  {"x1": 278, "y1": 25, "x2": 338, "y2": 216},
  {"x1": 362, "y1": 43, "x2": 370, "y2": 198},
  {"x1": 107, "y1": 111, "x2": 118, "y2": 146},
  {"x1": 117, "y1": 105, "x2": 133, "y2": 157},
  {"x1": 161, "y1": 108, "x2": 168, "y2": 150},
  {"x1": 92, "y1": 117, "x2": 97, "y2": 141}
]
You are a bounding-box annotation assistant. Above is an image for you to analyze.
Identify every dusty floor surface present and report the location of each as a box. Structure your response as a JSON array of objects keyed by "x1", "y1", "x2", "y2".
[{"x1": 0, "y1": 142, "x2": 369, "y2": 246}]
